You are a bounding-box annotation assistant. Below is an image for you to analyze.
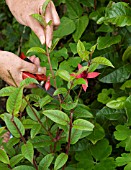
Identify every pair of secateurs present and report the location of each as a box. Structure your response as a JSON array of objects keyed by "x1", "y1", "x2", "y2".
[{"x1": 20, "y1": 53, "x2": 63, "y2": 100}]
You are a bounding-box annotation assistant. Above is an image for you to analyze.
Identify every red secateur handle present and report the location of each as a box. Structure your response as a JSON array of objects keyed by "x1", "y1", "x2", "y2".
[{"x1": 20, "y1": 53, "x2": 47, "y2": 82}]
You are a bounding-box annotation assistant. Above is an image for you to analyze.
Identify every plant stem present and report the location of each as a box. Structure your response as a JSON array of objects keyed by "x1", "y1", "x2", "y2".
[
  {"x1": 62, "y1": 110, "x2": 74, "y2": 170},
  {"x1": 46, "y1": 46, "x2": 62, "y2": 103},
  {"x1": 94, "y1": 0, "x2": 97, "y2": 10},
  {"x1": 23, "y1": 96, "x2": 54, "y2": 141}
]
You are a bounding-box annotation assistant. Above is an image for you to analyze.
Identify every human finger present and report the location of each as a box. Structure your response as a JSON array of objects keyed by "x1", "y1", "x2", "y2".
[
  {"x1": 50, "y1": 1, "x2": 60, "y2": 26},
  {"x1": 44, "y1": 2, "x2": 53, "y2": 48},
  {"x1": 26, "y1": 15, "x2": 45, "y2": 45}
]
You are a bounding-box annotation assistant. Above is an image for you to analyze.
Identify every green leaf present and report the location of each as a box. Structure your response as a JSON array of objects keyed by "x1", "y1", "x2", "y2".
[
  {"x1": 53, "y1": 88, "x2": 67, "y2": 96},
  {"x1": 92, "y1": 56, "x2": 114, "y2": 68},
  {"x1": 0, "y1": 86, "x2": 16, "y2": 97},
  {"x1": 30, "y1": 135, "x2": 52, "y2": 148},
  {"x1": 57, "y1": 70, "x2": 71, "y2": 81},
  {"x1": 42, "y1": 110, "x2": 69, "y2": 125},
  {"x1": 22, "y1": 119, "x2": 36, "y2": 129},
  {"x1": 0, "y1": 149, "x2": 10, "y2": 164},
  {"x1": 122, "y1": 46, "x2": 131, "y2": 61},
  {"x1": 90, "y1": 139, "x2": 112, "y2": 161},
  {"x1": 27, "y1": 47, "x2": 46, "y2": 54},
  {"x1": 10, "y1": 154, "x2": 24, "y2": 167},
  {"x1": 68, "y1": 57, "x2": 81, "y2": 67},
  {"x1": 26, "y1": 106, "x2": 40, "y2": 121},
  {"x1": 54, "y1": 153, "x2": 68, "y2": 170},
  {"x1": 20, "y1": 78, "x2": 38, "y2": 87},
  {"x1": 73, "y1": 119, "x2": 94, "y2": 131},
  {"x1": 94, "y1": 158, "x2": 116, "y2": 170},
  {"x1": 6, "y1": 87, "x2": 23, "y2": 115},
  {"x1": 97, "y1": 88, "x2": 115, "y2": 104},
  {"x1": 39, "y1": 95, "x2": 52, "y2": 108},
  {"x1": 4, "y1": 113, "x2": 25, "y2": 138},
  {"x1": 54, "y1": 17, "x2": 76, "y2": 38},
  {"x1": 42, "y1": 0, "x2": 51, "y2": 14},
  {"x1": 13, "y1": 165, "x2": 35, "y2": 170},
  {"x1": 54, "y1": 47, "x2": 68, "y2": 59},
  {"x1": 21, "y1": 141, "x2": 34, "y2": 164},
  {"x1": 116, "y1": 153, "x2": 131, "y2": 167},
  {"x1": 88, "y1": 63, "x2": 99, "y2": 72},
  {"x1": 66, "y1": 0, "x2": 83, "y2": 19},
  {"x1": 106, "y1": 96, "x2": 127, "y2": 109},
  {"x1": 125, "y1": 96, "x2": 131, "y2": 125},
  {"x1": 61, "y1": 100, "x2": 78, "y2": 110},
  {"x1": 31, "y1": 123, "x2": 41, "y2": 139},
  {"x1": 39, "y1": 153, "x2": 54, "y2": 170},
  {"x1": 87, "y1": 123, "x2": 105, "y2": 144},
  {"x1": 74, "y1": 104, "x2": 93, "y2": 118},
  {"x1": 77, "y1": 40, "x2": 89, "y2": 61},
  {"x1": 97, "y1": 2, "x2": 131, "y2": 27},
  {"x1": 96, "y1": 107, "x2": 124, "y2": 121},
  {"x1": 70, "y1": 128, "x2": 82, "y2": 144},
  {"x1": 31, "y1": 14, "x2": 46, "y2": 27},
  {"x1": 72, "y1": 78, "x2": 87, "y2": 89},
  {"x1": 120, "y1": 80, "x2": 131, "y2": 90},
  {"x1": 100, "y1": 64, "x2": 131, "y2": 83},
  {"x1": 125, "y1": 162, "x2": 131, "y2": 170},
  {"x1": 97, "y1": 35, "x2": 121, "y2": 50},
  {"x1": 114, "y1": 125, "x2": 131, "y2": 141},
  {"x1": 73, "y1": 15, "x2": 89, "y2": 42}
]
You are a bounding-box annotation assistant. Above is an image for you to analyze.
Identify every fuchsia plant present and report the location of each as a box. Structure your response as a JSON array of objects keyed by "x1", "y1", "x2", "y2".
[{"x1": 71, "y1": 64, "x2": 100, "y2": 91}]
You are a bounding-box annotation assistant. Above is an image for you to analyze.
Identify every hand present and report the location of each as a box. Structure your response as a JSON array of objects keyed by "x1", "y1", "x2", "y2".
[
  {"x1": 6, "y1": 0, "x2": 60, "y2": 47},
  {"x1": 0, "y1": 51, "x2": 46, "y2": 87}
]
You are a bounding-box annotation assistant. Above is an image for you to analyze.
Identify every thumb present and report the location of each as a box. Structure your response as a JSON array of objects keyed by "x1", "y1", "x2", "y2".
[
  {"x1": 26, "y1": 16, "x2": 45, "y2": 45},
  {"x1": 21, "y1": 60, "x2": 38, "y2": 74}
]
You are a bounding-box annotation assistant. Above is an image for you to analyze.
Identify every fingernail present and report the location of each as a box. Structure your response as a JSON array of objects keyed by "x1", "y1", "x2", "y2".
[
  {"x1": 40, "y1": 36, "x2": 45, "y2": 45},
  {"x1": 47, "y1": 40, "x2": 52, "y2": 48},
  {"x1": 38, "y1": 67, "x2": 42, "y2": 73}
]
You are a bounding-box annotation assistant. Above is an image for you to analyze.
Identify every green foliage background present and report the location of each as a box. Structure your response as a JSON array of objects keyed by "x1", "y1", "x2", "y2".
[{"x1": 0, "y1": 0, "x2": 131, "y2": 170}]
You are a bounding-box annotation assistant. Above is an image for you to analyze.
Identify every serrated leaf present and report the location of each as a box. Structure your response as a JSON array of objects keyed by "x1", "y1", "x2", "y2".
[
  {"x1": 0, "y1": 149, "x2": 10, "y2": 164},
  {"x1": 92, "y1": 57, "x2": 114, "y2": 68},
  {"x1": 0, "y1": 86, "x2": 16, "y2": 97},
  {"x1": 10, "y1": 154, "x2": 24, "y2": 167},
  {"x1": 42, "y1": 110, "x2": 69, "y2": 125},
  {"x1": 73, "y1": 119, "x2": 94, "y2": 131},
  {"x1": 31, "y1": 124, "x2": 41, "y2": 139},
  {"x1": 6, "y1": 87, "x2": 23, "y2": 115},
  {"x1": 54, "y1": 153, "x2": 68, "y2": 170},
  {"x1": 39, "y1": 153, "x2": 54, "y2": 170},
  {"x1": 27, "y1": 47, "x2": 46, "y2": 54},
  {"x1": 21, "y1": 141, "x2": 34, "y2": 164},
  {"x1": 97, "y1": 35, "x2": 121, "y2": 50},
  {"x1": 57, "y1": 70, "x2": 71, "y2": 81},
  {"x1": 4, "y1": 113, "x2": 25, "y2": 138}
]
